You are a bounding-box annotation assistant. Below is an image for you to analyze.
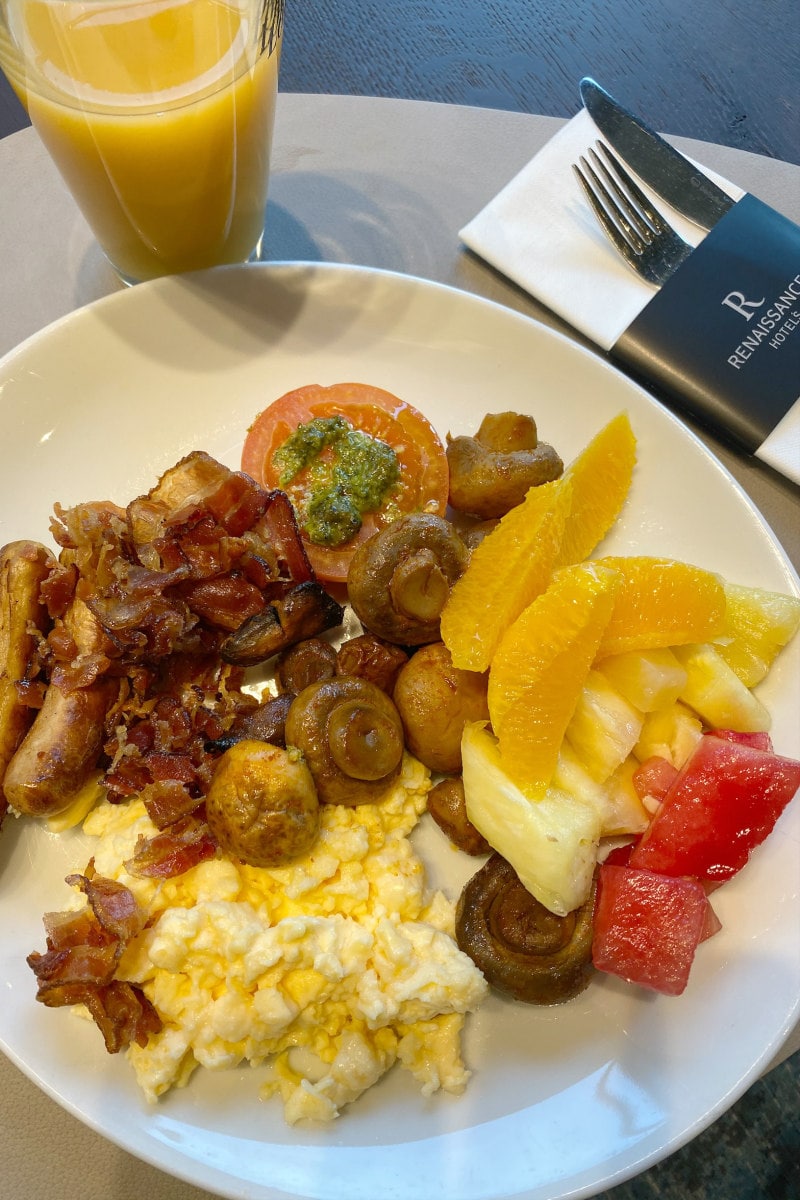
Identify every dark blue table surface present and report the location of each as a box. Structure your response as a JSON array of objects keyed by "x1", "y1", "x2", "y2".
[{"x1": 2, "y1": 0, "x2": 799, "y2": 163}]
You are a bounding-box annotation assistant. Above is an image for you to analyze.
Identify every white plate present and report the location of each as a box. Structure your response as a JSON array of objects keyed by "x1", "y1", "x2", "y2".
[{"x1": 0, "y1": 263, "x2": 798, "y2": 1200}]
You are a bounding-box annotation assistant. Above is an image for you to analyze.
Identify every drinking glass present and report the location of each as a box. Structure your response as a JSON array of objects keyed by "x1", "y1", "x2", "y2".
[{"x1": 0, "y1": 0, "x2": 283, "y2": 284}]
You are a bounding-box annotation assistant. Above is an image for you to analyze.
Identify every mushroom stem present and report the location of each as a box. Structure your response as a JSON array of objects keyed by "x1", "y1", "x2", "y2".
[
  {"x1": 346, "y1": 513, "x2": 468, "y2": 646},
  {"x1": 327, "y1": 699, "x2": 403, "y2": 780},
  {"x1": 389, "y1": 549, "x2": 450, "y2": 622}
]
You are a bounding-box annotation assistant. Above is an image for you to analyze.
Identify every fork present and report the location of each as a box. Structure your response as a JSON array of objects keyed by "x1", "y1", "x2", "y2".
[{"x1": 573, "y1": 141, "x2": 693, "y2": 285}]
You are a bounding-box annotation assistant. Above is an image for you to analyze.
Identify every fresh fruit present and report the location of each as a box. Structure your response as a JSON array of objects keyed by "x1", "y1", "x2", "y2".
[
  {"x1": 240, "y1": 382, "x2": 450, "y2": 582},
  {"x1": 461, "y1": 721, "x2": 600, "y2": 916},
  {"x1": 553, "y1": 743, "x2": 649, "y2": 836},
  {"x1": 600, "y1": 757, "x2": 653, "y2": 835},
  {"x1": 555, "y1": 411, "x2": 637, "y2": 566},
  {"x1": 673, "y1": 642, "x2": 771, "y2": 732},
  {"x1": 634, "y1": 701, "x2": 704, "y2": 768},
  {"x1": 564, "y1": 668, "x2": 644, "y2": 783},
  {"x1": 706, "y1": 729, "x2": 773, "y2": 751},
  {"x1": 629, "y1": 734, "x2": 800, "y2": 881},
  {"x1": 597, "y1": 647, "x2": 687, "y2": 712},
  {"x1": 440, "y1": 478, "x2": 571, "y2": 672},
  {"x1": 441, "y1": 411, "x2": 637, "y2": 674},
  {"x1": 631, "y1": 755, "x2": 680, "y2": 806},
  {"x1": 592, "y1": 864, "x2": 710, "y2": 996},
  {"x1": 716, "y1": 581, "x2": 800, "y2": 686},
  {"x1": 487, "y1": 563, "x2": 620, "y2": 794},
  {"x1": 594, "y1": 557, "x2": 727, "y2": 658}
]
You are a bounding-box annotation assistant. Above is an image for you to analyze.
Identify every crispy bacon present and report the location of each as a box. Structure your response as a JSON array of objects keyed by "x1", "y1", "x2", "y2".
[
  {"x1": 176, "y1": 573, "x2": 266, "y2": 631},
  {"x1": 27, "y1": 939, "x2": 121, "y2": 990},
  {"x1": 29, "y1": 453, "x2": 336, "y2": 883},
  {"x1": 66, "y1": 868, "x2": 147, "y2": 943},
  {"x1": 33, "y1": 979, "x2": 161, "y2": 1053},
  {"x1": 124, "y1": 816, "x2": 217, "y2": 878},
  {"x1": 44, "y1": 456, "x2": 317, "y2": 688},
  {"x1": 81, "y1": 981, "x2": 162, "y2": 1053},
  {"x1": 257, "y1": 490, "x2": 315, "y2": 588},
  {"x1": 14, "y1": 677, "x2": 47, "y2": 710},
  {"x1": 27, "y1": 870, "x2": 161, "y2": 1053},
  {"x1": 40, "y1": 560, "x2": 78, "y2": 619},
  {"x1": 49, "y1": 500, "x2": 128, "y2": 560},
  {"x1": 41, "y1": 906, "x2": 111, "y2": 947},
  {"x1": 140, "y1": 780, "x2": 204, "y2": 830},
  {"x1": 103, "y1": 664, "x2": 252, "y2": 802},
  {"x1": 144, "y1": 752, "x2": 198, "y2": 785},
  {"x1": 128, "y1": 451, "x2": 268, "y2": 546}
]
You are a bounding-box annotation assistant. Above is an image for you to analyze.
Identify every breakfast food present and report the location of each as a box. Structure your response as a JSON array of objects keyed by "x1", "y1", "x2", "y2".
[
  {"x1": 241, "y1": 383, "x2": 450, "y2": 582},
  {"x1": 6, "y1": 388, "x2": 800, "y2": 1126},
  {"x1": 440, "y1": 412, "x2": 637, "y2": 674},
  {"x1": 445, "y1": 411, "x2": 563, "y2": 519},
  {"x1": 347, "y1": 513, "x2": 469, "y2": 646},
  {"x1": 0, "y1": 540, "x2": 57, "y2": 826},
  {"x1": 455, "y1": 853, "x2": 596, "y2": 1004},
  {"x1": 75, "y1": 752, "x2": 487, "y2": 1122},
  {"x1": 11, "y1": 428, "x2": 488, "y2": 1122},
  {"x1": 438, "y1": 413, "x2": 800, "y2": 993}
]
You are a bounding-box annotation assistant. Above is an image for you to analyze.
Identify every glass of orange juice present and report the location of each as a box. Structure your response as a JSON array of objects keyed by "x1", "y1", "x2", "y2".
[{"x1": 0, "y1": 0, "x2": 283, "y2": 284}]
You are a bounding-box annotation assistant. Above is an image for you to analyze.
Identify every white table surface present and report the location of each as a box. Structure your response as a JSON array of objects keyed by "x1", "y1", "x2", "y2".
[{"x1": 0, "y1": 93, "x2": 799, "y2": 1200}]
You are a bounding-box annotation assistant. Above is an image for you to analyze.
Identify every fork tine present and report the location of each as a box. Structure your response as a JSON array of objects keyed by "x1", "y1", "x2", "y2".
[
  {"x1": 577, "y1": 152, "x2": 648, "y2": 251},
  {"x1": 571, "y1": 160, "x2": 640, "y2": 268},
  {"x1": 586, "y1": 148, "x2": 652, "y2": 241},
  {"x1": 593, "y1": 142, "x2": 670, "y2": 236},
  {"x1": 573, "y1": 139, "x2": 694, "y2": 285}
]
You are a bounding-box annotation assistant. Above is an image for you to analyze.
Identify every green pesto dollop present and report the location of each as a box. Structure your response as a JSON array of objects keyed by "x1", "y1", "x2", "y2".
[{"x1": 273, "y1": 415, "x2": 400, "y2": 547}]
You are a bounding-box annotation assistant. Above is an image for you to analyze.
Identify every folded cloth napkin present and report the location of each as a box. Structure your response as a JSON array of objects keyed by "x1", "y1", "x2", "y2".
[
  {"x1": 460, "y1": 110, "x2": 800, "y2": 485},
  {"x1": 460, "y1": 110, "x2": 743, "y2": 352}
]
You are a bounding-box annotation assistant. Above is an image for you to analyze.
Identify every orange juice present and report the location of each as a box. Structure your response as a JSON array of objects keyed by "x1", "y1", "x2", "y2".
[{"x1": 9, "y1": 0, "x2": 281, "y2": 281}]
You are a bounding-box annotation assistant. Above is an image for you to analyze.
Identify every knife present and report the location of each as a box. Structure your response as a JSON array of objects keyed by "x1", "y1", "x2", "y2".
[{"x1": 579, "y1": 77, "x2": 736, "y2": 230}]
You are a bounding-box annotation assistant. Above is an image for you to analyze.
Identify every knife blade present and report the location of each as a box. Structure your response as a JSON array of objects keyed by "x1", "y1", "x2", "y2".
[{"x1": 579, "y1": 77, "x2": 735, "y2": 230}]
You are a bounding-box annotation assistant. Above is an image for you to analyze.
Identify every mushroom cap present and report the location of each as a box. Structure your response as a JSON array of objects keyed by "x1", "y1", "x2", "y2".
[
  {"x1": 347, "y1": 513, "x2": 468, "y2": 645},
  {"x1": 393, "y1": 641, "x2": 489, "y2": 774},
  {"x1": 456, "y1": 854, "x2": 596, "y2": 1004},
  {"x1": 205, "y1": 740, "x2": 320, "y2": 868},
  {"x1": 285, "y1": 676, "x2": 405, "y2": 806}
]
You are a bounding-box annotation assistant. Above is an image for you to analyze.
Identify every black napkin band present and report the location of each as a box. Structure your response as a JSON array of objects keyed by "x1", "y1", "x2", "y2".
[{"x1": 612, "y1": 194, "x2": 800, "y2": 454}]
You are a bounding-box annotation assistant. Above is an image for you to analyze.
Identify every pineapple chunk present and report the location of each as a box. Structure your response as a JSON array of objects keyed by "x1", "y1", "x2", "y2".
[
  {"x1": 597, "y1": 648, "x2": 687, "y2": 712},
  {"x1": 603, "y1": 756, "x2": 652, "y2": 835},
  {"x1": 716, "y1": 582, "x2": 800, "y2": 687},
  {"x1": 461, "y1": 722, "x2": 599, "y2": 916},
  {"x1": 553, "y1": 743, "x2": 649, "y2": 837},
  {"x1": 673, "y1": 642, "x2": 771, "y2": 732},
  {"x1": 565, "y1": 669, "x2": 644, "y2": 782},
  {"x1": 634, "y1": 701, "x2": 703, "y2": 768},
  {"x1": 552, "y1": 743, "x2": 612, "y2": 826}
]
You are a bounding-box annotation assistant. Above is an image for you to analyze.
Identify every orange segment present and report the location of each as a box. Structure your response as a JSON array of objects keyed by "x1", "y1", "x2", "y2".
[
  {"x1": 593, "y1": 556, "x2": 726, "y2": 659},
  {"x1": 440, "y1": 478, "x2": 571, "y2": 672},
  {"x1": 487, "y1": 562, "x2": 620, "y2": 795},
  {"x1": 555, "y1": 412, "x2": 637, "y2": 566},
  {"x1": 441, "y1": 412, "x2": 637, "y2": 674}
]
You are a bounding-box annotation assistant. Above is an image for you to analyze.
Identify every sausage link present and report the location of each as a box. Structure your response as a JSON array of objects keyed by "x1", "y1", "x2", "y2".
[
  {"x1": 0, "y1": 540, "x2": 55, "y2": 824},
  {"x1": 3, "y1": 677, "x2": 117, "y2": 817}
]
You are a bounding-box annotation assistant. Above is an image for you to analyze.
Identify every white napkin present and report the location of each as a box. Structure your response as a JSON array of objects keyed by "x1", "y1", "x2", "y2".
[
  {"x1": 460, "y1": 109, "x2": 744, "y2": 352},
  {"x1": 460, "y1": 111, "x2": 800, "y2": 485}
]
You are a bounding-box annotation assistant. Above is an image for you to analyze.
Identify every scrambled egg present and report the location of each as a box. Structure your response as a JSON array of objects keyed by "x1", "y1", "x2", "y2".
[{"x1": 81, "y1": 753, "x2": 488, "y2": 1123}]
